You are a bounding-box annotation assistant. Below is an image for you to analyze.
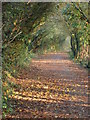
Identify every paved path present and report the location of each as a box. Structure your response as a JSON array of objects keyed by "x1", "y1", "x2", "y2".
[{"x1": 7, "y1": 52, "x2": 88, "y2": 119}]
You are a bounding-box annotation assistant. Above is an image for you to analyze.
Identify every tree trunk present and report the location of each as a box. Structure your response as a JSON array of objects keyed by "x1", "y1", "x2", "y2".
[{"x1": 71, "y1": 35, "x2": 76, "y2": 57}]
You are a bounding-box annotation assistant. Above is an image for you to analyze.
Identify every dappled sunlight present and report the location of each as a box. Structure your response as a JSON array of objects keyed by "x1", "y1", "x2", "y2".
[
  {"x1": 11, "y1": 89, "x2": 88, "y2": 103},
  {"x1": 6, "y1": 53, "x2": 88, "y2": 118},
  {"x1": 10, "y1": 93, "x2": 88, "y2": 107},
  {"x1": 3, "y1": 2, "x2": 89, "y2": 119},
  {"x1": 32, "y1": 59, "x2": 72, "y2": 64},
  {"x1": 8, "y1": 92, "x2": 88, "y2": 118}
]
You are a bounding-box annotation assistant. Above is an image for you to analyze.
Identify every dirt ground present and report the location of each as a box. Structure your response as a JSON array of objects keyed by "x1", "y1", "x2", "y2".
[{"x1": 6, "y1": 52, "x2": 88, "y2": 119}]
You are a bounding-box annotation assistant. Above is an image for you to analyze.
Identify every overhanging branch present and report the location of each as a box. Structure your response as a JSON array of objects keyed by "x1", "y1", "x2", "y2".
[
  {"x1": 3, "y1": 31, "x2": 22, "y2": 49},
  {"x1": 73, "y1": 3, "x2": 89, "y2": 22}
]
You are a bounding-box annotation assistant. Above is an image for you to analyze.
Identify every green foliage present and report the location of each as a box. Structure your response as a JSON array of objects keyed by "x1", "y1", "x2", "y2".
[
  {"x1": 2, "y1": 2, "x2": 89, "y2": 117},
  {"x1": 62, "y1": 3, "x2": 89, "y2": 67},
  {"x1": 2, "y1": 2, "x2": 52, "y2": 73},
  {"x1": 2, "y1": 3, "x2": 56, "y2": 117},
  {"x1": 2, "y1": 74, "x2": 13, "y2": 118}
]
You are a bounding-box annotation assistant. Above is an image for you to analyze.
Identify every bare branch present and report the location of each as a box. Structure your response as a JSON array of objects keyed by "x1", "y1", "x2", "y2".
[
  {"x1": 0, "y1": 24, "x2": 5, "y2": 31},
  {"x1": 4, "y1": 31, "x2": 22, "y2": 49}
]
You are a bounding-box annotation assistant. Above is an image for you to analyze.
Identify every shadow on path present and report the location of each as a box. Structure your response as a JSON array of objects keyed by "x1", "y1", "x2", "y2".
[{"x1": 6, "y1": 52, "x2": 88, "y2": 119}]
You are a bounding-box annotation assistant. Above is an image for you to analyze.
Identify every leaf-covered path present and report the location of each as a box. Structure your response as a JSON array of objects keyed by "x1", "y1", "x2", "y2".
[{"x1": 7, "y1": 52, "x2": 88, "y2": 119}]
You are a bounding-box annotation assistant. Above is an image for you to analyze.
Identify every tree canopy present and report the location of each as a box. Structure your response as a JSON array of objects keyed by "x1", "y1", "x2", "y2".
[{"x1": 2, "y1": 2, "x2": 89, "y2": 117}]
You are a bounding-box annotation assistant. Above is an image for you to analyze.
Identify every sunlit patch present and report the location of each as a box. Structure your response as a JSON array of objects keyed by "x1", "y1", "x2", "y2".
[
  {"x1": 32, "y1": 59, "x2": 72, "y2": 64},
  {"x1": 6, "y1": 53, "x2": 88, "y2": 118}
]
